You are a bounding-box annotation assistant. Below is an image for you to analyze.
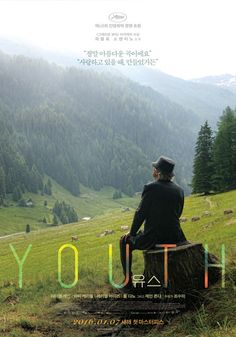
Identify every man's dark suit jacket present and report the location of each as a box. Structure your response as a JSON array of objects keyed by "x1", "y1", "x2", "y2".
[{"x1": 129, "y1": 180, "x2": 187, "y2": 250}]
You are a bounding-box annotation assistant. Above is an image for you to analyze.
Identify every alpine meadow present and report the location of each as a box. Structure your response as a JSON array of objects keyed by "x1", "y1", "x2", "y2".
[{"x1": 0, "y1": 47, "x2": 236, "y2": 337}]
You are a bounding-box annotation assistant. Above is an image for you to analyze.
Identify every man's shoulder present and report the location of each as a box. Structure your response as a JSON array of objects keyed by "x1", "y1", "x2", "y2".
[
  {"x1": 172, "y1": 181, "x2": 184, "y2": 193},
  {"x1": 142, "y1": 181, "x2": 164, "y2": 195},
  {"x1": 144, "y1": 180, "x2": 184, "y2": 194},
  {"x1": 144, "y1": 181, "x2": 156, "y2": 189},
  {"x1": 141, "y1": 181, "x2": 155, "y2": 195}
]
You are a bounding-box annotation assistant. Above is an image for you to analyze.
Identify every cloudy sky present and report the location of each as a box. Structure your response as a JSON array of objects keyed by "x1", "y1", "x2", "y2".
[{"x1": 0, "y1": 0, "x2": 236, "y2": 79}]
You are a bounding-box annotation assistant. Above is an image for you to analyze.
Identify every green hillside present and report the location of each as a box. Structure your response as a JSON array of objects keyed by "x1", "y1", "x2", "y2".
[
  {"x1": 0, "y1": 177, "x2": 139, "y2": 236},
  {"x1": 0, "y1": 51, "x2": 197, "y2": 196},
  {"x1": 0, "y1": 190, "x2": 235, "y2": 336}
]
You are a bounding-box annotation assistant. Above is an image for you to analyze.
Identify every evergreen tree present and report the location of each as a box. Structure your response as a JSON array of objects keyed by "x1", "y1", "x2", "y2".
[
  {"x1": 192, "y1": 121, "x2": 214, "y2": 194},
  {"x1": 44, "y1": 178, "x2": 52, "y2": 195},
  {"x1": 53, "y1": 200, "x2": 60, "y2": 215},
  {"x1": 52, "y1": 200, "x2": 78, "y2": 224},
  {"x1": 47, "y1": 178, "x2": 52, "y2": 189},
  {"x1": 112, "y1": 189, "x2": 122, "y2": 199},
  {"x1": 12, "y1": 186, "x2": 22, "y2": 201},
  {"x1": 67, "y1": 207, "x2": 78, "y2": 223},
  {"x1": 26, "y1": 224, "x2": 31, "y2": 233},
  {"x1": 6, "y1": 169, "x2": 14, "y2": 194},
  {"x1": 112, "y1": 190, "x2": 118, "y2": 199},
  {"x1": 0, "y1": 196, "x2": 3, "y2": 206},
  {"x1": 60, "y1": 210, "x2": 69, "y2": 224},
  {"x1": 53, "y1": 214, "x2": 58, "y2": 225},
  {"x1": 29, "y1": 164, "x2": 43, "y2": 193},
  {"x1": 0, "y1": 166, "x2": 6, "y2": 199},
  {"x1": 212, "y1": 107, "x2": 236, "y2": 191}
]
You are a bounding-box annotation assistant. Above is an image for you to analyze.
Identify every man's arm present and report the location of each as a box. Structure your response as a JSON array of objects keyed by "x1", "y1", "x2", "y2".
[
  {"x1": 178, "y1": 189, "x2": 185, "y2": 218},
  {"x1": 130, "y1": 184, "x2": 153, "y2": 236}
]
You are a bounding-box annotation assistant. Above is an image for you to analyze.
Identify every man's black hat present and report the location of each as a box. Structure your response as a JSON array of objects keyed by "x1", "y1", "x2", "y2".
[{"x1": 152, "y1": 156, "x2": 175, "y2": 175}]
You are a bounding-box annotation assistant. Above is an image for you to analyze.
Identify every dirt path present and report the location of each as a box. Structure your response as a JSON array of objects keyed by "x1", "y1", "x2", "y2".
[
  {"x1": 0, "y1": 231, "x2": 25, "y2": 240},
  {"x1": 205, "y1": 197, "x2": 214, "y2": 209}
]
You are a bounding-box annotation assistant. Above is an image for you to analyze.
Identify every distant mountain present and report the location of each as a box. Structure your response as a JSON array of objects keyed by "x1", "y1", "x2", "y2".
[
  {"x1": 0, "y1": 51, "x2": 197, "y2": 197},
  {"x1": 118, "y1": 67, "x2": 236, "y2": 127},
  {"x1": 193, "y1": 74, "x2": 236, "y2": 94},
  {"x1": 0, "y1": 37, "x2": 80, "y2": 67},
  {"x1": 1, "y1": 38, "x2": 236, "y2": 128}
]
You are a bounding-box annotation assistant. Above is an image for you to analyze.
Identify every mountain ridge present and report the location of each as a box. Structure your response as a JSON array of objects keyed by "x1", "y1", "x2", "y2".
[
  {"x1": 193, "y1": 73, "x2": 236, "y2": 93},
  {"x1": 0, "y1": 50, "x2": 197, "y2": 197},
  {"x1": 1, "y1": 37, "x2": 236, "y2": 127}
]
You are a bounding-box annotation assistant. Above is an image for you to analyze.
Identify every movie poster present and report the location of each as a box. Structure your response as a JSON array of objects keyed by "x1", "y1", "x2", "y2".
[{"x1": 0, "y1": 1, "x2": 235, "y2": 336}]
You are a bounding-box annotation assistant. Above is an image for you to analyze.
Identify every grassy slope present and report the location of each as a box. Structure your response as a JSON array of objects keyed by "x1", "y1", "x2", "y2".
[
  {"x1": 0, "y1": 190, "x2": 235, "y2": 336},
  {"x1": 0, "y1": 177, "x2": 139, "y2": 236}
]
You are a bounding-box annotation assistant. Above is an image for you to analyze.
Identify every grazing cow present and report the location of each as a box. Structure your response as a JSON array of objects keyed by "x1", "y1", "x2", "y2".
[
  {"x1": 121, "y1": 225, "x2": 129, "y2": 230},
  {"x1": 180, "y1": 217, "x2": 187, "y2": 223},
  {"x1": 71, "y1": 235, "x2": 78, "y2": 242},
  {"x1": 99, "y1": 232, "x2": 106, "y2": 237},
  {"x1": 224, "y1": 209, "x2": 233, "y2": 215},
  {"x1": 99, "y1": 230, "x2": 115, "y2": 237},
  {"x1": 104, "y1": 230, "x2": 115, "y2": 235},
  {"x1": 191, "y1": 216, "x2": 200, "y2": 222},
  {"x1": 202, "y1": 211, "x2": 211, "y2": 216}
]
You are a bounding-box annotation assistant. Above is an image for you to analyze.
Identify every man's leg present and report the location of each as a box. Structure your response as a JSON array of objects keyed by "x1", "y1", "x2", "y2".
[{"x1": 119, "y1": 234, "x2": 134, "y2": 283}]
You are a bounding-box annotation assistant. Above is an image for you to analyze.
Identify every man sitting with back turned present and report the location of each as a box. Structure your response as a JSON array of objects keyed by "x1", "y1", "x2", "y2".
[{"x1": 119, "y1": 155, "x2": 188, "y2": 289}]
